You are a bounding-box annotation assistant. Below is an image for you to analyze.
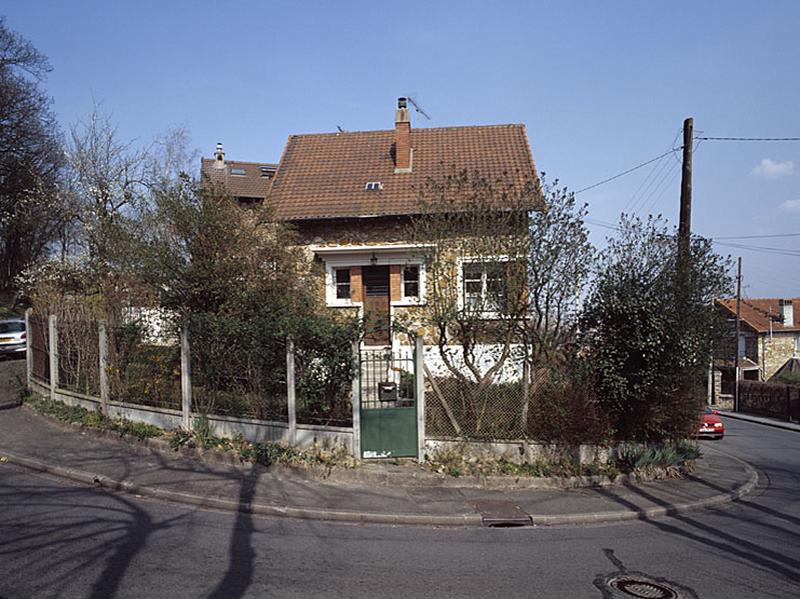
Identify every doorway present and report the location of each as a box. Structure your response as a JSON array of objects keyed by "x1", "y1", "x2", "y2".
[{"x1": 362, "y1": 265, "x2": 390, "y2": 346}]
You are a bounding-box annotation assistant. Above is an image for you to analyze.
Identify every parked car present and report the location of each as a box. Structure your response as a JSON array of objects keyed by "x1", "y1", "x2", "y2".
[
  {"x1": 697, "y1": 406, "x2": 725, "y2": 440},
  {"x1": 0, "y1": 319, "x2": 26, "y2": 358}
]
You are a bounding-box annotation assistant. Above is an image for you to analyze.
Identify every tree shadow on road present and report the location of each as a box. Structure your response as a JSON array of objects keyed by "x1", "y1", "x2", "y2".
[
  {"x1": 594, "y1": 483, "x2": 800, "y2": 583},
  {"x1": 206, "y1": 465, "x2": 262, "y2": 599}
]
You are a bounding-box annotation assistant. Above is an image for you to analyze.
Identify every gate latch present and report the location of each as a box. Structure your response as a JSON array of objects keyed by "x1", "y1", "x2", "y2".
[{"x1": 378, "y1": 381, "x2": 398, "y2": 401}]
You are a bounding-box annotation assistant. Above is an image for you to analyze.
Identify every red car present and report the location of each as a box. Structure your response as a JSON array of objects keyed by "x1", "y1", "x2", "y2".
[{"x1": 697, "y1": 406, "x2": 725, "y2": 440}]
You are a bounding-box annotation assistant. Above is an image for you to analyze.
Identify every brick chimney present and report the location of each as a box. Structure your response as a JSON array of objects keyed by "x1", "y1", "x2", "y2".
[
  {"x1": 394, "y1": 97, "x2": 412, "y2": 173},
  {"x1": 213, "y1": 142, "x2": 225, "y2": 169}
]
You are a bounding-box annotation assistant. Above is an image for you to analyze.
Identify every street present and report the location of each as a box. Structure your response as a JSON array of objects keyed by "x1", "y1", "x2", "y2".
[{"x1": 1, "y1": 412, "x2": 798, "y2": 598}]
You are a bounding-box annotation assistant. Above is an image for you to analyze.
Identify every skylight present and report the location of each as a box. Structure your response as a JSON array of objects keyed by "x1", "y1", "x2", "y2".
[
  {"x1": 364, "y1": 182, "x2": 383, "y2": 191},
  {"x1": 230, "y1": 167, "x2": 246, "y2": 176}
]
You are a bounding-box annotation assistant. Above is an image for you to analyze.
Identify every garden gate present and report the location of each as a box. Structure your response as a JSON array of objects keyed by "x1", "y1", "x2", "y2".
[{"x1": 359, "y1": 346, "x2": 418, "y2": 458}]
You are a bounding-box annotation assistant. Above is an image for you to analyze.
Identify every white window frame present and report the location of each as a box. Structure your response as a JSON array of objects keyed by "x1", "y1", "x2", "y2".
[
  {"x1": 320, "y1": 249, "x2": 427, "y2": 308},
  {"x1": 397, "y1": 263, "x2": 425, "y2": 306},
  {"x1": 455, "y1": 255, "x2": 514, "y2": 318}
]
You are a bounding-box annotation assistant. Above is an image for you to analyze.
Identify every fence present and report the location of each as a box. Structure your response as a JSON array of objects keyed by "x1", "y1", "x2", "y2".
[
  {"x1": 739, "y1": 379, "x2": 800, "y2": 422},
  {"x1": 423, "y1": 345, "x2": 544, "y2": 441},
  {"x1": 28, "y1": 313, "x2": 49, "y2": 383},
  {"x1": 26, "y1": 311, "x2": 356, "y2": 452}
]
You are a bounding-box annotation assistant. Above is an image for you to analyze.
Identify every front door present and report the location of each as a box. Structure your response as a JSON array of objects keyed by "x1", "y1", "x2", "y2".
[{"x1": 362, "y1": 266, "x2": 390, "y2": 346}]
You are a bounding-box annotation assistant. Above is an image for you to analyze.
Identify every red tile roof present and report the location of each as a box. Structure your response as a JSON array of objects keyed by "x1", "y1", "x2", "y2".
[
  {"x1": 267, "y1": 124, "x2": 541, "y2": 221},
  {"x1": 200, "y1": 159, "x2": 277, "y2": 201},
  {"x1": 717, "y1": 298, "x2": 800, "y2": 333}
]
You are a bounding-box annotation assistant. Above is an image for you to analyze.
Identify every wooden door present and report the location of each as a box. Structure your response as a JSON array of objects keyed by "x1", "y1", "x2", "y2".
[{"x1": 362, "y1": 266, "x2": 390, "y2": 346}]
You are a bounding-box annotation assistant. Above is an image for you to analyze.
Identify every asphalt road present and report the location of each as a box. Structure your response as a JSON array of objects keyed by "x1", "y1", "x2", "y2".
[{"x1": 1, "y1": 411, "x2": 799, "y2": 597}]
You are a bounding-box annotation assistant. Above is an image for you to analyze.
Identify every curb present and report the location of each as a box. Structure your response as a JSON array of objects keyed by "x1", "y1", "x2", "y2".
[
  {"x1": 15, "y1": 405, "x2": 667, "y2": 491},
  {"x1": 719, "y1": 411, "x2": 800, "y2": 433},
  {"x1": 0, "y1": 446, "x2": 758, "y2": 528}
]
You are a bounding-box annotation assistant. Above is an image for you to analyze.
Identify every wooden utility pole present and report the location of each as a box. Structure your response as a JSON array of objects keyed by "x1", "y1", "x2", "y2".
[
  {"x1": 677, "y1": 117, "x2": 693, "y2": 299},
  {"x1": 734, "y1": 256, "x2": 742, "y2": 412}
]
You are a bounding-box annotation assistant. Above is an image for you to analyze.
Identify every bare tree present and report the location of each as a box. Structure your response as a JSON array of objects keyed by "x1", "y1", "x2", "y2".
[
  {"x1": 523, "y1": 178, "x2": 594, "y2": 366},
  {"x1": 404, "y1": 169, "x2": 541, "y2": 435}
]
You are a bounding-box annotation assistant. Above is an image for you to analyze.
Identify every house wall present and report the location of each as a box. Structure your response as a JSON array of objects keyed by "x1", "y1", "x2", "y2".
[
  {"x1": 296, "y1": 216, "x2": 429, "y2": 343},
  {"x1": 760, "y1": 333, "x2": 798, "y2": 381}
]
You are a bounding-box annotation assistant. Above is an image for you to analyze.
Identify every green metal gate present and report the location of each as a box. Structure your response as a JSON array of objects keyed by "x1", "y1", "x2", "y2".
[{"x1": 359, "y1": 347, "x2": 418, "y2": 458}]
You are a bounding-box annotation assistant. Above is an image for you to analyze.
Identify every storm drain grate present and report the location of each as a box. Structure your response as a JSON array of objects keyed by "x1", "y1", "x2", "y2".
[
  {"x1": 608, "y1": 576, "x2": 678, "y2": 599},
  {"x1": 473, "y1": 500, "x2": 532, "y2": 527}
]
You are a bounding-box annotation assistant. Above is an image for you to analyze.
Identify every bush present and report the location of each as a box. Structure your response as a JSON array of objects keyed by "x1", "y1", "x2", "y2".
[
  {"x1": 581, "y1": 216, "x2": 732, "y2": 442},
  {"x1": 528, "y1": 367, "x2": 610, "y2": 446}
]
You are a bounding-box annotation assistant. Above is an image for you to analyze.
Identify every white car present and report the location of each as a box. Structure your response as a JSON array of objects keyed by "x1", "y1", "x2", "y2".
[{"x1": 0, "y1": 319, "x2": 26, "y2": 357}]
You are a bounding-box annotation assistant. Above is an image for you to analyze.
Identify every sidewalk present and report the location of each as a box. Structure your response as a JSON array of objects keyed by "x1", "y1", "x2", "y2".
[
  {"x1": 0, "y1": 405, "x2": 757, "y2": 527},
  {"x1": 718, "y1": 409, "x2": 800, "y2": 433}
]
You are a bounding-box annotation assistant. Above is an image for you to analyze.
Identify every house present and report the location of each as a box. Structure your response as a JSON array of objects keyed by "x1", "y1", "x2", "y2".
[
  {"x1": 201, "y1": 144, "x2": 277, "y2": 204},
  {"x1": 201, "y1": 98, "x2": 541, "y2": 349},
  {"x1": 714, "y1": 298, "x2": 800, "y2": 396}
]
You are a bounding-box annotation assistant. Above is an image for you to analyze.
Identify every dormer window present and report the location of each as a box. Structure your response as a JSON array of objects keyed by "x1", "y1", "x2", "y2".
[
  {"x1": 364, "y1": 182, "x2": 383, "y2": 191},
  {"x1": 230, "y1": 167, "x2": 246, "y2": 176}
]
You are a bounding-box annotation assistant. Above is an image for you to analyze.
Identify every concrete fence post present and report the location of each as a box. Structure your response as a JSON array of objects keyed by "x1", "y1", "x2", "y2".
[
  {"x1": 99, "y1": 320, "x2": 109, "y2": 413},
  {"x1": 180, "y1": 324, "x2": 192, "y2": 430},
  {"x1": 48, "y1": 314, "x2": 58, "y2": 401},
  {"x1": 415, "y1": 335, "x2": 426, "y2": 463},
  {"x1": 351, "y1": 339, "x2": 361, "y2": 459},
  {"x1": 24, "y1": 308, "x2": 32, "y2": 386},
  {"x1": 286, "y1": 337, "x2": 297, "y2": 446}
]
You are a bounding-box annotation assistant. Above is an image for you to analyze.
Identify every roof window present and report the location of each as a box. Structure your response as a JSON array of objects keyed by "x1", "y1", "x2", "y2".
[
  {"x1": 230, "y1": 167, "x2": 246, "y2": 176},
  {"x1": 260, "y1": 166, "x2": 274, "y2": 178},
  {"x1": 364, "y1": 182, "x2": 383, "y2": 191}
]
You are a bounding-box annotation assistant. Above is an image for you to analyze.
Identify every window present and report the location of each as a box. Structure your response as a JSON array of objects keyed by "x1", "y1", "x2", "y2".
[
  {"x1": 402, "y1": 266, "x2": 420, "y2": 299},
  {"x1": 259, "y1": 166, "x2": 274, "y2": 178},
  {"x1": 335, "y1": 268, "x2": 351, "y2": 299},
  {"x1": 462, "y1": 261, "x2": 508, "y2": 312},
  {"x1": 364, "y1": 182, "x2": 383, "y2": 191},
  {"x1": 230, "y1": 167, "x2": 246, "y2": 176}
]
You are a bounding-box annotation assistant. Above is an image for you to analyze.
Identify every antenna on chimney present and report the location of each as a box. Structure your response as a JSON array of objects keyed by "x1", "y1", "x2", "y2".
[{"x1": 407, "y1": 96, "x2": 431, "y2": 120}]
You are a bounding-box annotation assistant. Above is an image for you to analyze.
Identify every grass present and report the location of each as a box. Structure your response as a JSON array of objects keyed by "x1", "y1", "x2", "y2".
[
  {"x1": 25, "y1": 393, "x2": 163, "y2": 440},
  {"x1": 168, "y1": 416, "x2": 356, "y2": 469}
]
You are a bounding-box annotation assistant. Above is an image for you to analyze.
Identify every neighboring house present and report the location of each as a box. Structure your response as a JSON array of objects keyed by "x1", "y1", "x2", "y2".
[
  {"x1": 202, "y1": 98, "x2": 541, "y2": 349},
  {"x1": 201, "y1": 145, "x2": 277, "y2": 204},
  {"x1": 714, "y1": 298, "x2": 800, "y2": 394}
]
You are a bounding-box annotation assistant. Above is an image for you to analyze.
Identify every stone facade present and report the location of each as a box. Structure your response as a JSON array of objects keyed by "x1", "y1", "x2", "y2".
[{"x1": 760, "y1": 333, "x2": 799, "y2": 381}]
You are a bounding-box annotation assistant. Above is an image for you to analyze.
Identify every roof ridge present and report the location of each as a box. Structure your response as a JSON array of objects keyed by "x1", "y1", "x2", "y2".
[
  {"x1": 201, "y1": 158, "x2": 278, "y2": 167},
  {"x1": 288, "y1": 123, "x2": 526, "y2": 139}
]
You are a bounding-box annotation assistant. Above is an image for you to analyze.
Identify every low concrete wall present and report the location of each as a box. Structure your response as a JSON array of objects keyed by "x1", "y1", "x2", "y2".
[
  {"x1": 425, "y1": 438, "x2": 611, "y2": 465},
  {"x1": 30, "y1": 381, "x2": 353, "y2": 451}
]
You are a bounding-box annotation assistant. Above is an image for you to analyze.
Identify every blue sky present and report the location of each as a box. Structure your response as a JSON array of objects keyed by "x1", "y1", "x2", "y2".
[{"x1": 5, "y1": 1, "x2": 799, "y2": 297}]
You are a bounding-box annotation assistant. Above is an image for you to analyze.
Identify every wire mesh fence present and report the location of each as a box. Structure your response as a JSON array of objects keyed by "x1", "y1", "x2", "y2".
[
  {"x1": 107, "y1": 321, "x2": 182, "y2": 410},
  {"x1": 55, "y1": 318, "x2": 100, "y2": 397},
  {"x1": 29, "y1": 314, "x2": 49, "y2": 383},
  {"x1": 189, "y1": 318, "x2": 289, "y2": 422},
  {"x1": 295, "y1": 338, "x2": 354, "y2": 427},
  {"x1": 424, "y1": 347, "x2": 545, "y2": 440}
]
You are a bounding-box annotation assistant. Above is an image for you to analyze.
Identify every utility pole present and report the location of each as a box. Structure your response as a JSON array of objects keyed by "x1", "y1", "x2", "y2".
[
  {"x1": 677, "y1": 117, "x2": 693, "y2": 301},
  {"x1": 734, "y1": 256, "x2": 742, "y2": 412}
]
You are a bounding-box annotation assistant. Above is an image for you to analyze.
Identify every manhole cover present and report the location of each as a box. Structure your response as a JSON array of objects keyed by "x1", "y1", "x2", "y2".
[
  {"x1": 473, "y1": 499, "x2": 531, "y2": 527},
  {"x1": 607, "y1": 576, "x2": 678, "y2": 599}
]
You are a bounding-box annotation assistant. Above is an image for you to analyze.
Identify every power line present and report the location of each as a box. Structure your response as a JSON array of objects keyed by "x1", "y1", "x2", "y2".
[
  {"x1": 695, "y1": 136, "x2": 800, "y2": 142},
  {"x1": 712, "y1": 240, "x2": 800, "y2": 257},
  {"x1": 574, "y1": 148, "x2": 681, "y2": 195},
  {"x1": 715, "y1": 232, "x2": 800, "y2": 240}
]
